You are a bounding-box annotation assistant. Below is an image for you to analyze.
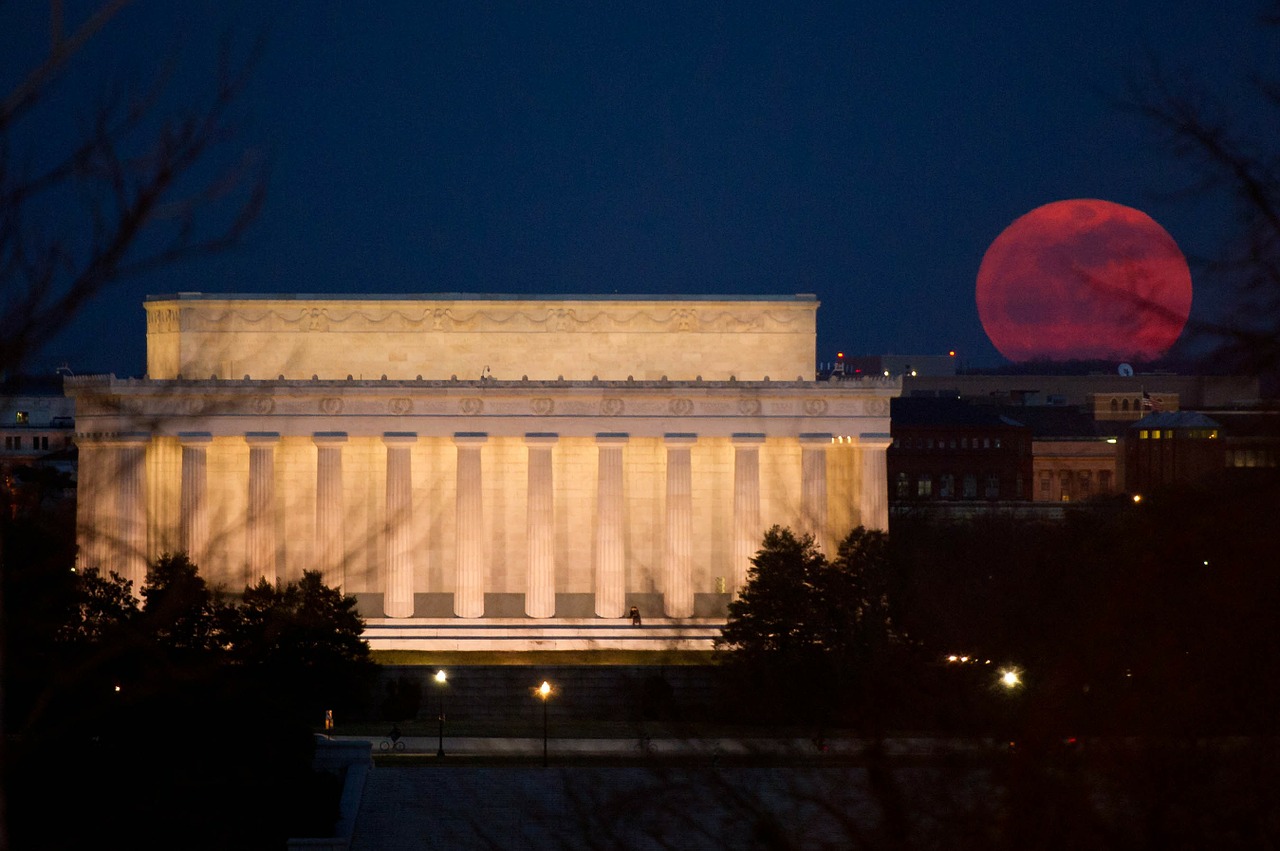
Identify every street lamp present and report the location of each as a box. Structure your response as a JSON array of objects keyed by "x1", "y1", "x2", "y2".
[
  {"x1": 435, "y1": 669, "x2": 447, "y2": 757},
  {"x1": 537, "y1": 680, "x2": 552, "y2": 767}
]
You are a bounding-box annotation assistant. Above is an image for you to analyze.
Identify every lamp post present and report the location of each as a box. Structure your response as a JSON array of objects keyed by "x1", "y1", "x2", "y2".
[
  {"x1": 537, "y1": 680, "x2": 552, "y2": 767},
  {"x1": 435, "y1": 669, "x2": 447, "y2": 757}
]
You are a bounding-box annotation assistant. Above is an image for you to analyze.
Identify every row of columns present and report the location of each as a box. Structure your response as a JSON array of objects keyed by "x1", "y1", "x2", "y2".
[{"x1": 84, "y1": 430, "x2": 891, "y2": 617}]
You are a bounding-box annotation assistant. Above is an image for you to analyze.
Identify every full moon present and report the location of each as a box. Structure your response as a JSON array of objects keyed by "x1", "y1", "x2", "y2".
[{"x1": 975, "y1": 199, "x2": 1192, "y2": 362}]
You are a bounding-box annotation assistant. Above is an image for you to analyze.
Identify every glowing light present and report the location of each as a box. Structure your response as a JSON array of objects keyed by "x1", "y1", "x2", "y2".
[
  {"x1": 837, "y1": 352, "x2": 844, "y2": 358},
  {"x1": 435, "y1": 669, "x2": 447, "y2": 684},
  {"x1": 948, "y1": 350, "x2": 956, "y2": 357},
  {"x1": 538, "y1": 681, "x2": 552, "y2": 700},
  {"x1": 947, "y1": 655, "x2": 958, "y2": 662},
  {"x1": 1106, "y1": 438, "x2": 1117, "y2": 444},
  {"x1": 976, "y1": 199, "x2": 1192, "y2": 362},
  {"x1": 1132, "y1": 494, "x2": 1143, "y2": 504},
  {"x1": 1000, "y1": 669, "x2": 1021, "y2": 688}
]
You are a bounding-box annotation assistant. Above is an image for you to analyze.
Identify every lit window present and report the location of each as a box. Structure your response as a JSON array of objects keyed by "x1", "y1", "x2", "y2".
[
  {"x1": 15, "y1": 411, "x2": 28, "y2": 425},
  {"x1": 917, "y1": 475, "x2": 933, "y2": 498},
  {"x1": 1139, "y1": 430, "x2": 1149, "y2": 439},
  {"x1": 1152, "y1": 430, "x2": 1161, "y2": 439},
  {"x1": 994, "y1": 437, "x2": 1001, "y2": 449},
  {"x1": 895, "y1": 472, "x2": 910, "y2": 498}
]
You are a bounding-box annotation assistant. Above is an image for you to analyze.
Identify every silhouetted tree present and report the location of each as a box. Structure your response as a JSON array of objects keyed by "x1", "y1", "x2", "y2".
[
  {"x1": 719, "y1": 526, "x2": 904, "y2": 727},
  {"x1": 1126, "y1": 2, "x2": 1280, "y2": 377}
]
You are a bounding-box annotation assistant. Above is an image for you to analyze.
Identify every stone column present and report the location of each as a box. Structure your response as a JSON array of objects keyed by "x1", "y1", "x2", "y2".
[
  {"x1": 453, "y1": 433, "x2": 488, "y2": 619},
  {"x1": 383, "y1": 432, "x2": 417, "y2": 618},
  {"x1": 179, "y1": 432, "x2": 213, "y2": 567},
  {"x1": 524, "y1": 433, "x2": 558, "y2": 618},
  {"x1": 111, "y1": 432, "x2": 150, "y2": 594},
  {"x1": 858, "y1": 433, "x2": 892, "y2": 532},
  {"x1": 245, "y1": 432, "x2": 280, "y2": 585},
  {"x1": 74, "y1": 436, "x2": 102, "y2": 572},
  {"x1": 732, "y1": 433, "x2": 765, "y2": 596},
  {"x1": 593, "y1": 433, "x2": 628, "y2": 618},
  {"x1": 662, "y1": 433, "x2": 697, "y2": 618},
  {"x1": 799, "y1": 433, "x2": 831, "y2": 552},
  {"x1": 313, "y1": 433, "x2": 348, "y2": 589}
]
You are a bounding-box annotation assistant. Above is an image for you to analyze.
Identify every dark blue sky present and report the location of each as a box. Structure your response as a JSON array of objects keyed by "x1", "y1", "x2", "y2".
[{"x1": 8, "y1": 1, "x2": 1275, "y2": 376}]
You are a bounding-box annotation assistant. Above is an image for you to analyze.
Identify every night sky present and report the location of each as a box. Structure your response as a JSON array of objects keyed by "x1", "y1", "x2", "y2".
[{"x1": 6, "y1": 1, "x2": 1275, "y2": 376}]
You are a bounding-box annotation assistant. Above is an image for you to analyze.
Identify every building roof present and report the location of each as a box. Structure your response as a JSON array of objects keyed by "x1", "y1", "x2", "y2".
[
  {"x1": 1131, "y1": 411, "x2": 1221, "y2": 430},
  {"x1": 891, "y1": 396, "x2": 1026, "y2": 428},
  {"x1": 146, "y1": 292, "x2": 818, "y2": 303}
]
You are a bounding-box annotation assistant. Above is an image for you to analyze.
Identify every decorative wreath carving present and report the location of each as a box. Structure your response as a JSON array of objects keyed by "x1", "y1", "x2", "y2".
[
  {"x1": 738, "y1": 398, "x2": 762, "y2": 416},
  {"x1": 669, "y1": 398, "x2": 694, "y2": 416},
  {"x1": 320, "y1": 398, "x2": 344, "y2": 415},
  {"x1": 251, "y1": 396, "x2": 275, "y2": 415},
  {"x1": 389, "y1": 398, "x2": 413, "y2": 415},
  {"x1": 460, "y1": 397, "x2": 484, "y2": 415},
  {"x1": 600, "y1": 398, "x2": 624, "y2": 416},
  {"x1": 803, "y1": 399, "x2": 829, "y2": 416},
  {"x1": 531, "y1": 397, "x2": 554, "y2": 416}
]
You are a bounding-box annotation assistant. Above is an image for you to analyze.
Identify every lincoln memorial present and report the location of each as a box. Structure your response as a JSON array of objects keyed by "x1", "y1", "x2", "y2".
[{"x1": 68, "y1": 293, "x2": 898, "y2": 649}]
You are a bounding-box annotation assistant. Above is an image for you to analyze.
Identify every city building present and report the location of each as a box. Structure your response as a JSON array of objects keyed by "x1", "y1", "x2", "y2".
[{"x1": 67, "y1": 293, "x2": 898, "y2": 650}]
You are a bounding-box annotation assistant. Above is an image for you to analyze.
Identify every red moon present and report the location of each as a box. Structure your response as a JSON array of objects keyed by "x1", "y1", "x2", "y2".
[{"x1": 976, "y1": 199, "x2": 1192, "y2": 362}]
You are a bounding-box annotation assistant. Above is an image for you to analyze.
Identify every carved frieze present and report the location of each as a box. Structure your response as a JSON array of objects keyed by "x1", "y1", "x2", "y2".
[
  {"x1": 389, "y1": 398, "x2": 413, "y2": 415},
  {"x1": 531, "y1": 397, "x2": 554, "y2": 415},
  {"x1": 320, "y1": 398, "x2": 344, "y2": 415},
  {"x1": 460, "y1": 398, "x2": 484, "y2": 415},
  {"x1": 148, "y1": 301, "x2": 811, "y2": 336}
]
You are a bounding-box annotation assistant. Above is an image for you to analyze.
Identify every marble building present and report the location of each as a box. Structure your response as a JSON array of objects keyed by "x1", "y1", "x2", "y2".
[{"x1": 68, "y1": 293, "x2": 898, "y2": 649}]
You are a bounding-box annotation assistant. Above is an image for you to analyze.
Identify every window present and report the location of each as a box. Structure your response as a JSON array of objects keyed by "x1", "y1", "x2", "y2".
[
  {"x1": 939, "y1": 474, "x2": 954, "y2": 499},
  {"x1": 925, "y1": 438, "x2": 934, "y2": 449},
  {"x1": 1151, "y1": 430, "x2": 1162, "y2": 439},
  {"x1": 982, "y1": 438, "x2": 991, "y2": 449},
  {"x1": 1139, "y1": 430, "x2": 1149, "y2": 439},
  {"x1": 895, "y1": 472, "x2": 910, "y2": 498},
  {"x1": 1078, "y1": 470, "x2": 1092, "y2": 496},
  {"x1": 984, "y1": 474, "x2": 1000, "y2": 498},
  {"x1": 1110, "y1": 399, "x2": 1119, "y2": 412},
  {"x1": 1122, "y1": 399, "x2": 1130, "y2": 412},
  {"x1": 15, "y1": 411, "x2": 28, "y2": 425},
  {"x1": 994, "y1": 437, "x2": 1001, "y2": 449},
  {"x1": 917, "y1": 475, "x2": 933, "y2": 498},
  {"x1": 961, "y1": 438, "x2": 969, "y2": 449},
  {"x1": 962, "y1": 474, "x2": 977, "y2": 498},
  {"x1": 1059, "y1": 471, "x2": 1072, "y2": 501},
  {"x1": 1040, "y1": 474, "x2": 1051, "y2": 495},
  {"x1": 3, "y1": 436, "x2": 15, "y2": 450},
  {"x1": 1015, "y1": 473, "x2": 1024, "y2": 498},
  {"x1": 1099, "y1": 470, "x2": 1112, "y2": 492}
]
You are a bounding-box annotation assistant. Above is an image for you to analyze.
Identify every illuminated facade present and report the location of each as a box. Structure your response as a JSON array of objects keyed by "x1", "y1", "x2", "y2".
[{"x1": 68, "y1": 293, "x2": 898, "y2": 649}]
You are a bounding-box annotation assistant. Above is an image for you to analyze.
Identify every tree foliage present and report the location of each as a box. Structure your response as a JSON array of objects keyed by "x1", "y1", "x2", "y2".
[
  {"x1": 718, "y1": 525, "x2": 900, "y2": 725},
  {"x1": 5, "y1": 550, "x2": 371, "y2": 847}
]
